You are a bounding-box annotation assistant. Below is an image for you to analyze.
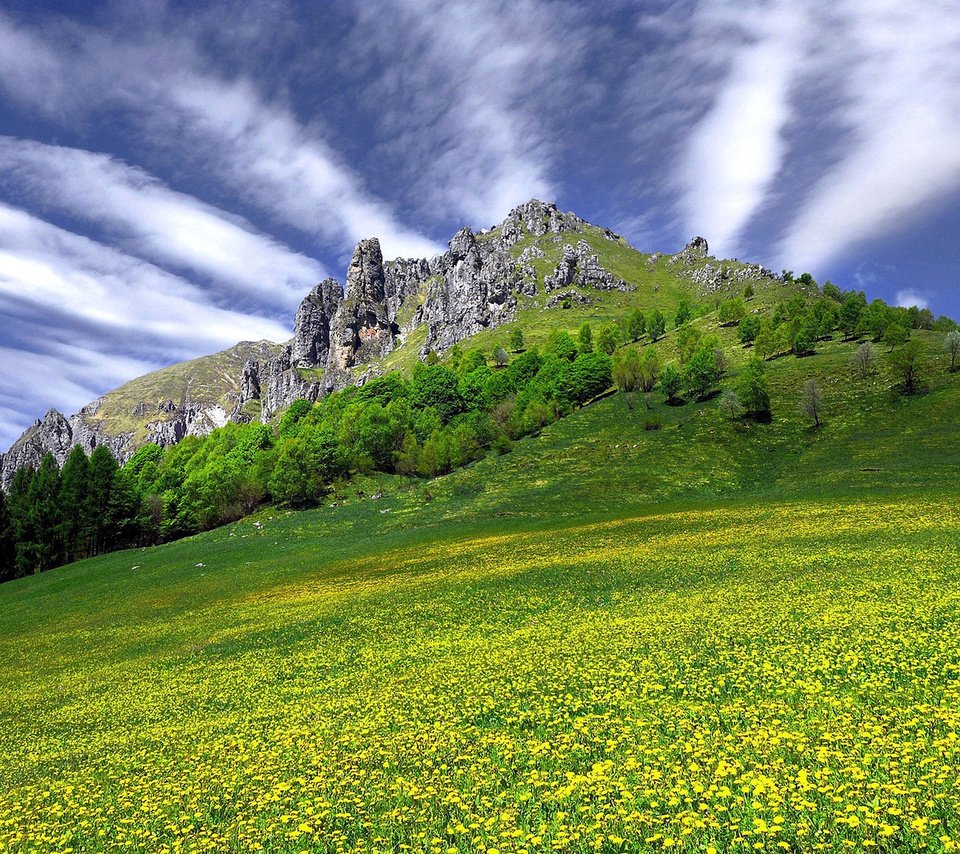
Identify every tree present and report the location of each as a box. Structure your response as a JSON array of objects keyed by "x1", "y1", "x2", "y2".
[
  {"x1": 674, "y1": 299, "x2": 693, "y2": 328},
  {"x1": 626, "y1": 308, "x2": 646, "y2": 340},
  {"x1": 411, "y1": 364, "x2": 464, "y2": 422},
  {"x1": 597, "y1": 323, "x2": 620, "y2": 356},
  {"x1": 753, "y1": 321, "x2": 776, "y2": 360},
  {"x1": 612, "y1": 348, "x2": 642, "y2": 409},
  {"x1": 882, "y1": 322, "x2": 910, "y2": 352},
  {"x1": 720, "y1": 390, "x2": 743, "y2": 420},
  {"x1": 945, "y1": 329, "x2": 960, "y2": 372},
  {"x1": 891, "y1": 338, "x2": 923, "y2": 395},
  {"x1": 660, "y1": 362, "x2": 683, "y2": 404},
  {"x1": 509, "y1": 328, "x2": 524, "y2": 352},
  {"x1": 718, "y1": 298, "x2": 746, "y2": 326},
  {"x1": 676, "y1": 325, "x2": 703, "y2": 365},
  {"x1": 744, "y1": 283, "x2": 755, "y2": 300},
  {"x1": 739, "y1": 315, "x2": 761, "y2": 345},
  {"x1": 577, "y1": 323, "x2": 594, "y2": 354},
  {"x1": 59, "y1": 445, "x2": 93, "y2": 562},
  {"x1": 28, "y1": 453, "x2": 64, "y2": 572},
  {"x1": 684, "y1": 340, "x2": 723, "y2": 401},
  {"x1": 639, "y1": 348, "x2": 661, "y2": 397},
  {"x1": 545, "y1": 329, "x2": 578, "y2": 361},
  {"x1": 0, "y1": 489, "x2": 15, "y2": 584},
  {"x1": 88, "y1": 446, "x2": 120, "y2": 555},
  {"x1": 648, "y1": 309, "x2": 666, "y2": 341},
  {"x1": 839, "y1": 294, "x2": 866, "y2": 338},
  {"x1": 736, "y1": 357, "x2": 771, "y2": 420},
  {"x1": 493, "y1": 345, "x2": 509, "y2": 367},
  {"x1": 850, "y1": 341, "x2": 876, "y2": 379},
  {"x1": 800, "y1": 379, "x2": 823, "y2": 428},
  {"x1": 792, "y1": 323, "x2": 816, "y2": 357},
  {"x1": 560, "y1": 352, "x2": 612, "y2": 403}
]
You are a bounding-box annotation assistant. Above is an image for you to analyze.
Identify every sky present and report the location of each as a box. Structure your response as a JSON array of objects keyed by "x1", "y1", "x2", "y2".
[{"x1": 1, "y1": 0, "x2": 959, "y2": 450}]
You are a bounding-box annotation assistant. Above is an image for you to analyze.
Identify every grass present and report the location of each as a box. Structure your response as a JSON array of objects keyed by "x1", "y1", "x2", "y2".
[
  {"x1": 85, "y1": 341, "x2": 285, "y2": 441},
  {"x1": 1, "y1": 489, "x2": 959, "y2": 852},
  {"x1": 4, "y1": 209, "x2": 960, "y2": 852},
  {"x1": 2, "y1": 325, "x2": 960, "y2": 851}
]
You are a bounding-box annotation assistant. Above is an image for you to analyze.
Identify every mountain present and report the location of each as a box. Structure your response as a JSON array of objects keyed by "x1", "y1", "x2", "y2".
[{"x1": 0, "y1": 199, "x2": 785, "y2": 488}]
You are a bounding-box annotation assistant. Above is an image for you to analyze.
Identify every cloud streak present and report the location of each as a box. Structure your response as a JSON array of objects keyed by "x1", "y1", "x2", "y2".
[{"x1": 0, "y1": 137, "x2": 327, "y2": 308}]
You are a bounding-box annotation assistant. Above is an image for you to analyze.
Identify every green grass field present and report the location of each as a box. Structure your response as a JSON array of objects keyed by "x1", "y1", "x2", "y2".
[
  {"x1": 2, "y1": 332, "x2": 960, "y2": 851},
  {"x1": 3, "y1": 212, "x2": 960, "y2": 851}
]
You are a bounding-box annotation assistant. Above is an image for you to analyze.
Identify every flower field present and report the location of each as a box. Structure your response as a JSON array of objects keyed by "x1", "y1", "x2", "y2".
[{"x1": 1, "y1": 494, "x2": 959, "y2": 852}]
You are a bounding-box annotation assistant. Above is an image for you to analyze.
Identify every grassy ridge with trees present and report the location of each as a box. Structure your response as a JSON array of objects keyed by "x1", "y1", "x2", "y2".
[{"x1": 1, "y1": 271, "x2": 957, "y2": 584}]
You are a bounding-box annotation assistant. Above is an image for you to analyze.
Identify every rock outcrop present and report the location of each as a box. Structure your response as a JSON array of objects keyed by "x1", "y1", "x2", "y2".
[{"x1": 291, "y1": 278, "x2": 342, "y2": 368}]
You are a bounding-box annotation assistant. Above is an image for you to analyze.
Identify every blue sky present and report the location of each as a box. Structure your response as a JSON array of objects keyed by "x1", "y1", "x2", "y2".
[{"x1": 1, "y1": 0, "x2": 959, "y2": 449}]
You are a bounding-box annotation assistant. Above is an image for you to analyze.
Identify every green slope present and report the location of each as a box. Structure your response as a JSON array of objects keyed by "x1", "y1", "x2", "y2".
[{"x1": 86, "y1": 340, "x2": 285, "y2": 440}]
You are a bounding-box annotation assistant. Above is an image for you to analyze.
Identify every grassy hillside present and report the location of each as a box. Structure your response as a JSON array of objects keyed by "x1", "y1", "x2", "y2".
[
  {"x1": 1, "y1": 487, "x2": 958, "y2": 852},
  {"x1": 2, "y1": 321, "x2": 960, "y2": 850},
  {"x1": 84, "y1": 340, "x2": 285, "y2": 441}
]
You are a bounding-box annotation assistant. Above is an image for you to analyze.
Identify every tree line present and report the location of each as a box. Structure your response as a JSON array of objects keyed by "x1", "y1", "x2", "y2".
[{"x1": 0, "y1": 341, "x2": 613, "y2": 583}]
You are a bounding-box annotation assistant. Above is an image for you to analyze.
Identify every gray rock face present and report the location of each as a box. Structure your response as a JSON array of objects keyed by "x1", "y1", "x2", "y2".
[
  {"x1": 0, "y1": 404, "x2": 133, "y2": 490},
  {"x1": 670, "y1": 236, "x2": 711, "y2": 268},
  {"x1": 384, "y1": 257, "x2": 431, "y2": 330},
  {"x1": 260, "y1": 345, "x2": 321, "y2": 420},
  {"x1": 291, "y1": 278, "x2": 342, "y2": 368},
  {"x1": 326, "y1": 238, "x2": 397, "y2": 378},
  {"x1": 498, "y1": 199, "x2": 586, "y2": 247},
  {"x1": 544, "y1": 241, "x2": 632, "y2": 293}
]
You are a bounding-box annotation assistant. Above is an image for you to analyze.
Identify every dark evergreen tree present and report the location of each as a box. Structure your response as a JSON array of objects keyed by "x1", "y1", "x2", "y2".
[
  {"x1": 0, "y1": 489, "x2": 16, "y2": 583},
  {"x1": 59, "y1": 445, "x2": 93, "y2": 562}
]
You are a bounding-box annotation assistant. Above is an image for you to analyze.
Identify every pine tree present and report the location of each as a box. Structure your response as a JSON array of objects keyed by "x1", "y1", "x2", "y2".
[
  {"x1": 59, "y1": 445, "x2": 93, "y2": 562},
  {"x1": 88, "y1": 446, "x2": 119, "y2": 555},
  {"x1": 0, "y1": 489, "x2": 16, "y2": 583}
]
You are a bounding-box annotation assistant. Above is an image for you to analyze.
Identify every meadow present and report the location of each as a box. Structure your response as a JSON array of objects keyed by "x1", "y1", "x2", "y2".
[{"x1": 1, "y1": 483, "x2": 959, "y2": 853}]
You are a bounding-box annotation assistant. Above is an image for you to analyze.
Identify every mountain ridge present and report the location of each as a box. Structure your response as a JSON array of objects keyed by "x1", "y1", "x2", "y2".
[{"x1": 0, "y1": 199, "x2": 784, "y2": 488}]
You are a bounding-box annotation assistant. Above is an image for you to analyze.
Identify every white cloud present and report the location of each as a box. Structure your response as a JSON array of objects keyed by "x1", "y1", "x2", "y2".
[
  {"x1": 777, "y1": 0, "x2": 960, "y2": 271},
  {"x1": 895, "y1": 290, "x2": 930, "y2": 310},
  {"x1": 0, "y1": 202, "x2": 290, "y2": 349},
  {"x1": 676, "y1": 1, "x2": 809, "y2": 258},
  {"x1": 0, "y1": 12, "x2": 442, "y2": 262},
  {"x1": 0, "y1": 137, "x2": 327, "y2": 307}
]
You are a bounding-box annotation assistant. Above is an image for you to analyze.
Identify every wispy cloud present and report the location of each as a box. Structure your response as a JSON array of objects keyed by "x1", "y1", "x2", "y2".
[
  {"x1": 777, "y1": 0, "x2": 960, "y2": 271},
  {"x1": 0, "y1": 202, "x2": 291, "y2": 448},
  {"x1": 895, "y1": 289, "x2": 930, "y2": 311},
  {"x1": 0, "y1": 137, "x2": 326, "y2": 308},
  {"x1": 677, "y1": 1, "x2": 809, "y2": 257},
  {"x1": 350, "y1": 0, "x2": 584, "y2": 227},
  {"x1": 0, "y1": 10, "x2": 442, "y2": 261}
]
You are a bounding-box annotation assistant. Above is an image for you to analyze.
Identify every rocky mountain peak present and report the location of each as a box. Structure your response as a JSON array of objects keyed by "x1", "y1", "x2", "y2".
[
  {"x1": 345, "y1": 238, "x2": 385, "y2": 303},
  {"x1": 291, "y1": 277, "x2": 343, "y2": 368}
]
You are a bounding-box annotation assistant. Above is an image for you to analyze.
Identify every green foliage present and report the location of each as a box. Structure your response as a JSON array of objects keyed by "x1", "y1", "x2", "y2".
[
  {"x1": 648, "y1": 309, "x2": 666, "y2": 342},
  {"x1": 891, "y1": 338, "x2": 923, "y2": 395},
  {"x1": 674, "y1": 298, "x2": 693, "y2": 328},
  {"x1": 660, "y1": 362, "x2": 683, "y2": 403},
  {"x1": 744, "y1": 282, "x2": 755, "y2": 300},
  {"x1": 597, "y1": 322, "x2": 620, "y2": 356},
  {"x1": 545, "y1": 329, "x2": 578, "y2": 362},
  {"x1": 736, "y1": 357, "x2": 771, "y2": 420},
  {"x1": 626, "y1": 308, "x2": 646, "y2": 340},
  {"x1": 577, "y1": 323, "x2": 594, "y2": 354},
  {"x1": 718, "y1": 298, "x2": 746, "y2": 326},
  {"x1": 739, "y1": 314, "x2": 762, "y2": 345},
  {"x1": 559, "y1": 352, "x2": 612, "y2": 404},
  {"x1": 684, "y1": 337, "x2": 724, "y2": 401},
  {"x1": 676, "y1": 325, "x2": 703, "y2": 365},
  {"x1": 612, "y1": 348, "x2": 642, "y2": 407},
  {"x1": 882, "y1": 322, "x2": 910, "y2": 351},
  {"x1": 0, "y1": 489, "x2": 15, "y2": 584},
  {"x1": 509, "y1": 328, "x2": 524, "y2": 352},
  {"x1": 946, "y1": 329, "x2": 960, "y2": 372},
  {"x1": 278, "y1": 399, "x2": 314, "y2": 437},
  {"x1": 411, "y1": 365, "x2": 464, "y2": 423}
]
